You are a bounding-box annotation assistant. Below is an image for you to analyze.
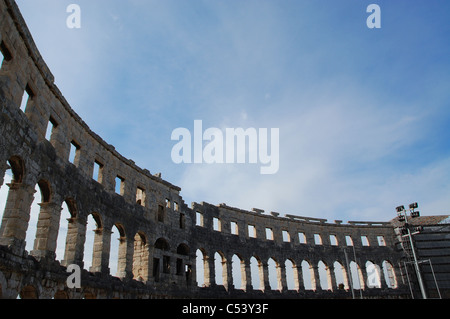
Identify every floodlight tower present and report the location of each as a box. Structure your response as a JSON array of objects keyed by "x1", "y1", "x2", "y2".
[{"x1": 396, "y1": 202, "x2": 427, "y2": 299}]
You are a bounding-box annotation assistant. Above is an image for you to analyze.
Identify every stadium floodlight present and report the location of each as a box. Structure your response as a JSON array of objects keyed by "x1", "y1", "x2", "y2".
[
  {"x1": 395, "y1": 202, "x2": 427, "y2": 299},
  {"x1": 411, "y1": 210, "x2": 420, "y2": 218},
  {"x1": 396, "y1": 205, "x2": 405, "y2": 213}
]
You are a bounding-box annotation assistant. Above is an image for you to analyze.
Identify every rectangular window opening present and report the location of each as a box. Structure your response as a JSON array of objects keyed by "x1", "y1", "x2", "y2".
[
  {"x1": 93, "y1": 160, "x2": 103, "y2": 183},
  {"x1": 195, "y1": 211, "x2": 203, "y2": 227},
  {"x1": 282, "y1": 230, "x2": 290, "y2": 242},
  {"x1": 45, "y1": 116, "x2": 58, "y2": 142},
  {"x1": 298, "y1": 232, "x2": 307, "y2": 244},
  {"x1": 115, "y1": 176, "x2": 125, "y2": 195},
  {"x1": 69, "y1": 140, "x2": 81, "y2": 166},
  {"x1": 265, "y1": 227, "x2": 274, "y2": 240},
  {"x1": 157, "y1": 205, "x2": 165, "y2": 222},
  {"x1": 230, "y1": 221, "x2": 238, "y2": 235},
  {"x1": 179, "y1": 213, "x2": 185, "y2": 229},
  {"x1": 314, "y1": 234, "x2": 322, "y2": 245},
  {"x1": 136, "y1": 187, "x2": 145, "y2": 206},
  {"x1": 213, "y1": 217, "x2": 221, "y2": 232},
  {"x1": 248, "y1": 224, "x2": 256, "y2": 238},
  {"x1": 330, "y1": 235, "x2": 338, "y2": 246},
  {"x1": 163, "y1": 256, "x2": 170, "y2": 274},
  {"x1": 345, "y1": 235, "x2": 354, "y2": 246},
  {"x1": 19, "y1": 84, "x2": 34, "y2": 113},
  {"x1": 361, "y1": 235, "x2": 370, "y2": 247},
  {"x1": 377, "y1": 236, "x2": 386, "y2": 246}
]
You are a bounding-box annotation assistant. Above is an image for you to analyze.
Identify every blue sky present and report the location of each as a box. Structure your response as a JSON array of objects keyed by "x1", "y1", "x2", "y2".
[{"x1": 9, "y1": 0, "x2": 450, "y2": 224}]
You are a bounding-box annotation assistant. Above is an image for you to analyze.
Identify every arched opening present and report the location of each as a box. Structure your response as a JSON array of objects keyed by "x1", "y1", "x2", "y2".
[
  {"x1": 55, "y1": 199, "x2": 77, "y2": 262},
  {"x1": 318, "y1": 260, "x2": 332, "y2": 290},
  {"x1": 349, "y1": 261, "x2": 364, "y2": 290},
  {"x1": 25, "y1": 179, "x2": 51, "y2": 254},
  {"x1": 0, "y1": 168, "x2": 12, "y2": 228},
  {"x1": 333, "y1": 261, "x2": 349, "y2": 290},
  {"x1": 214, "y1": 251, "x2": 226, "y2": 287},
  {"x1": 176, "y1": 243, "x2": 190, "y2": 281},
  {"x1": 285, "y1": 259, "x2": 297, "y2": 290},
  {"x1": 267, "y1": 257, "x2": 280, "y2": 291},
  {"x1": 250, "y1": 256, "x2": 263, "y2": 290},
  {"x1": 232, "y1": 254, "x2": 244, "y2": 290},
  {"x1": 132, "y1": 232, "x2": 148, "y2": 281},
  {"x1": 154, "y1": 238, "x2": 170, "y2": 251},
  {"x1": 110, "y1": 223, "x2": 126, "y2": 277},
  {"x1": 7, "y1": 156, "x2": 24, "y2": 183},
  {"x1": 301, "y1": 260, "x2": 315, "y2": 290},
  {"x1": 196, "y1": 249, "x2": 206, "y2": 287},
  {"x1": 84, "y1": 213, "x2": 102, "y2": 272},
  {"x1": 366, "y1": 261, "x2": 381, "y2": 288},
  {"x1": 382, "y1": 260, "x2": 398, "y2": 289}
]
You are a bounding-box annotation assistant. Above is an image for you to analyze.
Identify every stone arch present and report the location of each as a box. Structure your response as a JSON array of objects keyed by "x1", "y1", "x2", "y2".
[
  {"x1": 366, "y1": 260, "x2": 381, "y2": 288},
  {"x1": 19, "y1": 285, "x2": 38, "y2": 299},
  {"x1": 267, "y1": 257, "x2": 281, "y2": 291},
  {"x1": 214, "y1": 251, "x2": 227, "y2": 287},
  {"x1": 349, "y1": 261, "x2": 365, "y2": 290},
  {"x1": 84, "y1": 212, "x2": 102, "y2": 271},
  {"x1": 177, "y1": 243, "x2": 189, "y2": 255},
  {"x1": 154, "y1": 237, "x2": 170, "y2": 251},
  {"x1": 54, "y1": 290, "x2": 69, "y2": 299},
  {"x1": 175, "y1": 243, "x2": 190, "y2": 282},
  {"x1": 382, "y1": 260, "x2": 398, "y2": 289},
  {"x1": 285, "y1": 258, "x2": 298, "y2": 291},
  {"x1": 110, "y1": 223, "x2": 127, "y2": 277},
  {"x1": 25, "y1": 179, "x2": 53, "y2": 254},
  {"x1": 301, "y1": 260, "x2": 316, "y2": 290},
  {"x1": 318, "y1": 260, "x2": 332, "y2": 290},
  {"x1": 196, "y1": 248, "x2": 207, "y2": 287},
  {"x1": 333, "y1": 260, "x2": 349, "y2": 290},
  {"x1": 132, "y1": 231, "x2": 149, "y2": 281},
  {"x1": 250, "y1": 256, "x2": 263, "y2": 290},
  {"x1": 56, "y1": 198, "x2": 77, "y2": 262},
  {"x1": 7, "y1": 156, "x2": 25, "y2": 183},
  {"x1": 231, "y1": 253, "x2": 245, "y2": 290}
]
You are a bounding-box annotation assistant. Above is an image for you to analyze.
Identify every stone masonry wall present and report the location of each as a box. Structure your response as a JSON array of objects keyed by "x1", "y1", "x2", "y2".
[{"x1": 0, "y1": 0, "x2": 409, "y2": 299}]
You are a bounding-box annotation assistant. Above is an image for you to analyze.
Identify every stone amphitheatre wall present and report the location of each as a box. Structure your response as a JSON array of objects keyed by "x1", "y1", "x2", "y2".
[{"x1": 0, "y1": 0, "x2": 408, "y2": 299}]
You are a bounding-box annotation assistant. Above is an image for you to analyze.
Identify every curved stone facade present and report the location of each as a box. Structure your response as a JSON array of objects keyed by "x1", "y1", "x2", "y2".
[{"x1": 0, "y1": 0, "x2": 408, "y2": 299}]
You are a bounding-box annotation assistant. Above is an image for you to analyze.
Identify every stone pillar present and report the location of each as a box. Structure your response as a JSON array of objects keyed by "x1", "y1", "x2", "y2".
[
  {"x1": 312, "y1": 265, "x2": 321, "y2": 291},
  {"x1": 243, "y1": 260, "x2": 252, "y2": 291},
  {"x1": 0, "y1": 182, "x2": 35, "y2": 255},
  {"x1": 90, "y1": 228, "x2": 111, "y2": 275},
  {"x1": 117, "y1": 236, "x2": 134, "y2": 280},
  {"x1": 203, "y1": 254, "x2": 212, "y2": 287},
  {"x1": 329, "y1": 264, "x2": 338, "y2": 291},
  {"x1": 224, "y1": 259, "x2": 233, "y2": 291},
  {"x1": 31, "y1": 202, "x2": 62, "y2": 261},
  {"x1": 279, "y1": 263, "x2": 288, "y2": 292},
  {"x1": 61, "y1": 216, "x2": 86, "y2": 268},
  {"x1": 262, "y1": 262, "x2": 271, "y2": 292},
  {"x1": 207, "y1": 254, "x2": 216, "y2": 287},
  {"x1": 293, "y1": 264, "x2": 302, "y2": 291}
]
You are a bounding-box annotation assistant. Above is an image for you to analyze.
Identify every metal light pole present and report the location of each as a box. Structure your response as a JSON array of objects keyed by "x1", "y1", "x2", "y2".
[{"x1": 396, "y1": 203, "x2": 427, "y2": 299}]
